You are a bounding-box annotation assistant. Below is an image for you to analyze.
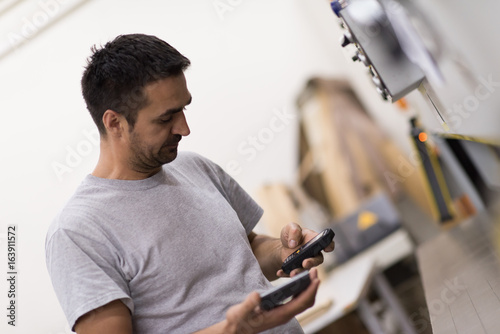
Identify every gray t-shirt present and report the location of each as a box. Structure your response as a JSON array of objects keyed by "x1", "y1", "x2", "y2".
[{"x1": 45, "y1": 151, "x2": 303, "y2": 333}]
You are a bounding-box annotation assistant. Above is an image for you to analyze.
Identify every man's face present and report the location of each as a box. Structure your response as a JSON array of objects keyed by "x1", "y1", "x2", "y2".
[{"x1": 125, "y1": 74, "x2": 191, "y2": 173}]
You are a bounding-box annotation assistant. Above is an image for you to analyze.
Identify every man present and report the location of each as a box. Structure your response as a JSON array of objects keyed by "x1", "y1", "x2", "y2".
[{"x1": 45, "y1": 34, "x2": 335, "y2": 333}]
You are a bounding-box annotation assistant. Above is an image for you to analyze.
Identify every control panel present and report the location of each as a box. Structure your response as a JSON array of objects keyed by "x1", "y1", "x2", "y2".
[{"x1": 331, "y1": 0, "x2": 425, "y2": 102}]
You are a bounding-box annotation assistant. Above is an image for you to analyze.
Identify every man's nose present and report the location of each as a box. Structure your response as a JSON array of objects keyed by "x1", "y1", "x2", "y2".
[{"x1": 173, "y1": 111, "x2": 190, "y2": 136}]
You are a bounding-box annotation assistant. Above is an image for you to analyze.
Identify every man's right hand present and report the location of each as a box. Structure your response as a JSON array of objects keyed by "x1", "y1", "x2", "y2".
[{"x1": 223, "y1": 268, "x2": 320, "y2": 334}]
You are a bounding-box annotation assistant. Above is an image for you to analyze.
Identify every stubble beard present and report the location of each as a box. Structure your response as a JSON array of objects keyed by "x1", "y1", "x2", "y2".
[{"x1": 128, "y1": 132, "x2": 179, "y2": 174}]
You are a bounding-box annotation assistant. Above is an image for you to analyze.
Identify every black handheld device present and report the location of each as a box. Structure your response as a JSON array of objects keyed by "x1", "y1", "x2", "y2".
[
  {"x1": 281, "y1": 228, "x2": 335, "y2": 274},
  {"x1": 259, "y1": 270, "x2": 311, "y2": 311}
]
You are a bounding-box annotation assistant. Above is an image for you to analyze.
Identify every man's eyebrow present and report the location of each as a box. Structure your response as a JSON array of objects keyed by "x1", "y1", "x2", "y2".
[{"x1": 157, "y1": 95, "x2": 192, "y2": 118}]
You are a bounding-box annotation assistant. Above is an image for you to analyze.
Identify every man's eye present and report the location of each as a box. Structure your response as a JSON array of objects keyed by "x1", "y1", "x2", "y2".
[{"x1": 159, "y1": 117, "x2": 172, "y2": 124}]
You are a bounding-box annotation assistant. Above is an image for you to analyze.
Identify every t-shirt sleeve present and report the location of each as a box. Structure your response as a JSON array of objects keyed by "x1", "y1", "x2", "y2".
[
  {"x1": 45, "y1": 220, "x2": 133, "y2": 330},
  {"x1": 218, "y1": 171, "x2": 264, "y2": 235},
  {"x1": 186, "y1": 152, "x2": 264, "y2": 235}
]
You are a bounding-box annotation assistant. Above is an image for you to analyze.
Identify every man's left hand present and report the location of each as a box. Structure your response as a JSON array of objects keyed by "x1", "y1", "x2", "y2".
[{"x1": 276, "y1": 222, "x2": 335, "y2": 278}]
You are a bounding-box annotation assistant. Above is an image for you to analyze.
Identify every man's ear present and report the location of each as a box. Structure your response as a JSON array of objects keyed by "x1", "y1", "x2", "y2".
[{"x1": 102, "y1": 109, "x2": 126, "y2": 137}]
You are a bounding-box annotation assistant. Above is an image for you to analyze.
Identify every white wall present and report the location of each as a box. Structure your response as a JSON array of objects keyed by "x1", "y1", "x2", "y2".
[
  {"x1": 0, "y1": 1, "x2": 356, "y2": 333},
  {"x1": 0, "y1": 0, "x2": 419, "y2": 332},
  {"x1": 1, "y1": 1, "x2": 494, "y2": 333}
]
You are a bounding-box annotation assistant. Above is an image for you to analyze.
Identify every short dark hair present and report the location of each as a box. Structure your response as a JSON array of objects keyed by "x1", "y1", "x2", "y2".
[{"x1": 81, "y1": 34, "x2": 191, "y2": 135}]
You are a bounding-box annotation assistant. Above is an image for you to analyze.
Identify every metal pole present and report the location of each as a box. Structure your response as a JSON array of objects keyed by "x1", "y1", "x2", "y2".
[
  {"x1": 358, "y1": 297, "x2": 386, "y2": 334},
  {"x1": 372, "y1": 272, "x2": 418, "y2": 334}
]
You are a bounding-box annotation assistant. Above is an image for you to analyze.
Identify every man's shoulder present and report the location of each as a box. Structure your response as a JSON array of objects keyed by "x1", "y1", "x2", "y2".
[
  {"x1": 173, "y1": 151, "x2": 210, "y2": 164},
  {"x1": 170, "y1": 151, "x2": 220, "y2": 173},
  {"x1": 46, "y1": 178, "x2": 104, "y2": 239},
  {"x1": 168, "y1": 151, "x2": 232, "y2": 189}
]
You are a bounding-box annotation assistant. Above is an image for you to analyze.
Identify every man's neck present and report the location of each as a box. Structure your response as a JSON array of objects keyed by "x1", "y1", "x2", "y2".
[
  {"x1": 92, "y1": 163, "x2": 160, "y2": 180},
  {"x1": 92, "y1": 143, "x2": 160, "y2": 180}
]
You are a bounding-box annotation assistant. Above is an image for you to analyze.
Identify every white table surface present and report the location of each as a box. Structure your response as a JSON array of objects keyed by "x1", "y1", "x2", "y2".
[{"x1": 301, "y1": 229, "x2": 414, "y2": 333}]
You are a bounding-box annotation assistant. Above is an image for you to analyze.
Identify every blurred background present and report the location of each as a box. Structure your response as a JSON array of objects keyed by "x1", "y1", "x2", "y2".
[{"x1": 0, "y1": 0, "x2": 499, "y2": 333}]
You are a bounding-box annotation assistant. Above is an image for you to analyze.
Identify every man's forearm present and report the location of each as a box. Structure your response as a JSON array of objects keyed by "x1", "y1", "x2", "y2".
[{"x1": 248, "y1": 232, "x2": 282, "y2": 281}]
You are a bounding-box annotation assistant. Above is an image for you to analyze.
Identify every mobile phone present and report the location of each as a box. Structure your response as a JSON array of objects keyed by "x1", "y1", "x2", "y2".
[
  {"x1": 281, "y1": 228, "x2": 335, "y2": 274},
  {"x1": 259, "y1": 270, "x2": 311, "y2": 311}
]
